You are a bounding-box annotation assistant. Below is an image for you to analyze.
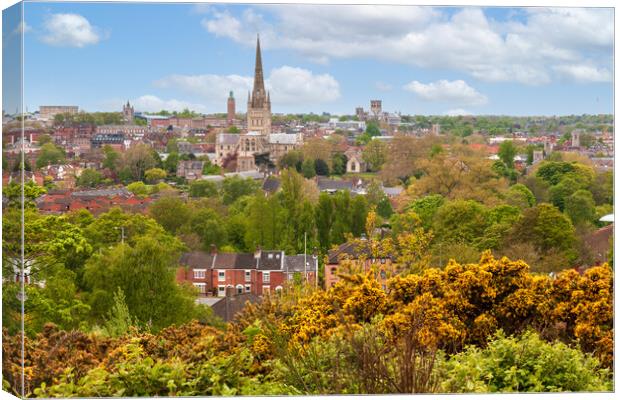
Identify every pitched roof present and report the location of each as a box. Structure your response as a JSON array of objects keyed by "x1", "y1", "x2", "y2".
[
  {"x1": 268, "y1": 133, "x2": 299, "y2": 145},
  {"x1": 179, "y1": 251, "x2": 215, "y2": 269},
  {"x1": 317, "y1": 177, "x2": 354, "y2": 192},
  {"x1": 284, "y1": 254, "x2": 318, "y2": 273},
  {"x1": 262, "y1": 177, "x2": 281, "y2": 193},
  {"x1": 217, "y1": 133, "x2": 240, "y2": 145},
  {"x1": 257, "y1": 250, "x2": 283, "y2": 270}
]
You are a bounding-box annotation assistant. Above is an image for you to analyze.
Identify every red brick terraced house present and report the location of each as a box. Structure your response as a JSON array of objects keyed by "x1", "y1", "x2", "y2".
[{"x1": 177, "y1": 247, "x2": 318, "y2": 298}]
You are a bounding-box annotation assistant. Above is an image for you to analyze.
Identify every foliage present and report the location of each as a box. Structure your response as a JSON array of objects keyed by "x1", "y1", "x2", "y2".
[
  {"x1": 144, "y1": 168, "x2": 167, "y2": 184},
  {"x1": 301, "y1": 159, "x2": 316, "y2": 179},
  {"x1": 221, "y1": 176, "x2": 260, "y2": 205},
  {"x1": 362, "y1": 139, "x2": 388, "y2": 172},
  {"x1": 189, "y1": 179, "x2": 218, "y2": 198},
  {"x1": 36, "y1": 143, "x2": 66, "y2": 168},
  {"x1": 438, "y1": 331, "x2": 611, "y2": 393},
  {"x1": 76, "y1": 169, "x2": 103, "y2": 188}
]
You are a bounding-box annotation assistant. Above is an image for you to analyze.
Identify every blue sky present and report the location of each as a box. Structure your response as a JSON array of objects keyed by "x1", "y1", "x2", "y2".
[{"x1": 10, "y1": 2, "x2": 615, "y2": 116}]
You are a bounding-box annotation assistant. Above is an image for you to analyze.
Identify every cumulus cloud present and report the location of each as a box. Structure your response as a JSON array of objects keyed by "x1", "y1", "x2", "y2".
[
  {"x1": 199, "y1": 5, "x2": 612, "y2": 85},
  {"x1": 404, "y1": 80, "x2": 487, "y2": 106},
  {"x1": 553, "y1": 64, "x2": 612, "y2": 83},
  {"x1": 154, "y1": 65, "x2": 340, "y2": 108},
  {"x1": 131, "y1": 95, "x2": 208, "y2": 113},
  {"x1": 41, "y1": 13, "x2": 102, "y2": 47}
]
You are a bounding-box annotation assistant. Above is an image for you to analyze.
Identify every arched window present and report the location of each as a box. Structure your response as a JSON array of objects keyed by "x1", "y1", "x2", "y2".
[
  {"x1": 236, "y1": 284, "x2": 244, "y2": 294},
  {"x1": 275, "y1": 286, "x2": 283, "y2": 293}
]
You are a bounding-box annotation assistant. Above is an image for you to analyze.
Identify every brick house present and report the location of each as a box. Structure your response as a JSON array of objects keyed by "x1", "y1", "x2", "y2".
[
  {"x1": 325, "y1": 240, "x2": 395, "y2": 290},
  {"x1": 177, "y1": 160, "x2": 205, "y2": 181},
  {"x1": 177, "y1": 247, "x2": 318, "y2": 298}
]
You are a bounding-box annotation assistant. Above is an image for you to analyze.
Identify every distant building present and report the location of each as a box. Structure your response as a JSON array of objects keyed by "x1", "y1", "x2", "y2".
[
  {"x1": 176, "y1": 247, "x2": 318, "y2": 298},
  {"x1": 344, "y1": 148, "x2": 366, "y2": 173},
  {"x1": 431, "y1": 123, "x2": 441, "y2": 135},
  {"x1": 370, "y1": 100, "x2": 382, "y2": 119},
  {"x1": 533, "y1": 150, "x2": 544, "y2": 163},
  {"x1": 571, "y1": 129, "x2": 582, "y2": 148},
  {"x1": 39, "y1": 105, "x2": 78, "y2": 120},
  {"x1": 325, "y1": 240, "x2": 395, "y2": 290},
  {"x1": 177, "y1": 160, "x2": 205, "y2": 181},
  {"x1": 122, "y1": 101, "x2": 134, "y2": 123},
  {"x1": 227, "y1": 91, "x2": 236, "y2": 126},
  {"x1": 91, "y1": 133, "x2": 124, "y2": 149},
  {"x1": 355, "y1": 106, "x2": 366, "y2": 121}
]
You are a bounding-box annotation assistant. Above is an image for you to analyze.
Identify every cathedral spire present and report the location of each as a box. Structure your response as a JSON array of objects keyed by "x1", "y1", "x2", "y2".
[{"x1": 252, "y1": 34, "x2": 265, "y2": 97}]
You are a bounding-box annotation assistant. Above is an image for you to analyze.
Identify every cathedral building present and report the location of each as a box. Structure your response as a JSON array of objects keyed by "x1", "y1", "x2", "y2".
[{"x1": 215, "y1": 35, "x2": 302, "y2": 172}]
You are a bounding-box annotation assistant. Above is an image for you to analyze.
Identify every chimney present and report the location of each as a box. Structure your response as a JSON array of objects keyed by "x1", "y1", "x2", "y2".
[{"x1": 210, "y1": 244, "x2": 217, "y2": 256}]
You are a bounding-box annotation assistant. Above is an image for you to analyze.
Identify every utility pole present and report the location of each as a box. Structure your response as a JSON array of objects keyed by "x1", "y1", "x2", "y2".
[
  {"x1": 304, "y1": 232, "x2": 307, "y2": 283},
  {"x1": 116, "y1": 226, "x2": 125, "y2": 244}
]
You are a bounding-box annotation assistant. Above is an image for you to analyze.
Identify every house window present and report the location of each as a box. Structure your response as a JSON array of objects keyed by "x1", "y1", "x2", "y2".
[
  {"x1": 331, "y1": 267, "x2": 337, "y2": 275},
  {"x1": 218, "y1": 285, "x2": 226, "y2": 297},
  {"x1": 193, "y1": 283, "x2": 206, "y2": 294},
  {"x1": 268, "y1": 253, "x2": 273, "y2": 259},
  {"x1": 381, "y1": 258, "x2": 386, "y2": 264},
  {"x1": 263, "y1": 272, "x2": 270, "y2": 283},
  {"x1": 236, "y1": 284, "x2": 244, "y2": 294},
  {"x1": 262, "y1": 285, "x2": 270, "y2": 294},
  {"x1": 245, "y1": 270, "x2": 251, "y2": 282},
  {"x1": 380, "y1": 270, "x2": 387, "y2": 279},
  {"x1": 193, "y1": 269, "x2": 206, "y2": 279},
  {"x1": 218, "y1": 270, "x2": 225, "y2": 282},
  {"x1": 245, "y1": 284, "x2": 251, "y2": 293}
]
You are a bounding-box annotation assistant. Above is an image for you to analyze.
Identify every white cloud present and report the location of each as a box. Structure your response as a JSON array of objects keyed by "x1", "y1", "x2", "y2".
[
  {"x1": 154, "y1": 65, "x2": 340, "y2": 108},
  {"x1": 41, "y1": 13, "x2": 102, "y2": 47},
  {"x1": 553, "y1": 64, "x2": 612, "y2": 83},
  {"x1": 444, "y1": 108, "x2": 472, "y2": 116},
  {"x1": 199, "y1": 6, "x2": 612, "y2": 85},
  {"x1": 131, "y1": 95, "x2": 208, "y2": 113},
  {"x1": 268, "y1": 66, "x2": 340, "y2": 104},
  {"x1": 404, "y1": 80, "x2": 487, "y2": 106},
  {"x1": 13, "y1": 21, "x2": 31, "y2": 35}
]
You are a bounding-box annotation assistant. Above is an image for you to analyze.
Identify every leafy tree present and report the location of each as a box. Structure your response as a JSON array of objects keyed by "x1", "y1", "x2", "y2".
[
  {"x1": 549, "y1": 176, "x2": 581, "y2": 211},
  {"x1": 376, "y1": 196, "x2": 394, "y2": 219},
  {"x1": 202, "y1": 159, "x2": 221, "y2": 175},
  {"x1": 536, "y1": 161, "x2": 576, "y2": 186},
  {"x1": 102, "y1": 145, "x2": 120, "y2": 172},
  {"x1": 433, "y1": 200, "x2": 489, "y2": 246},
  {"x1": 185, "y1": 207, "x2": 228, "y2": 249},
  {"x1": 362, "y1": 139, "x2": 387, "y2": 172},
  {"x1": 144, "y1": 167, "x2": 167, "y2": 183},
  {"x1": 301, "y1": 159, "x2": 316, "y2": 179},
  {"x1": 149, "y1": 196, "x2": 192, "y2": 234},
  {"x1": 164, "y1": 151, "x2": 180, "y2": 174},
  {"x1": 221, "y1": 176, "x2": 260, "y2": 205},
  {"x1": 278, "y1": 150, "x2": 303, "y2": 171},
  {"x1": 508, "y1": 203, "x2": 576, "y2": 258},
  {"x1": 564, "y1": 189, "x2": 596, "y2": 226},
  {"x1": 189, "y1": 180, "x2": 218, "y2": 198},
  {"x1": 3, "y1": 181, "x2": 47, "y2": 208},
  {"x1": 35, "y1": 143, "x2": 65, "y2": 168},
  {"x1": 226, "y1": 126, "x2": 240, "y2": 133},
  {"x1": 331, "y1": 153, "x2": 347, "y2": 175},
  {"x1": 498, "y1": 140, "x2": 517, "y2": 169},
  {"x1": 504, "y1": 183, "x2": 535, "y2": 209},
  {"x1": 120, "y1": 144, "x2": 156, "y2": 181},
  {"x1": 406, "y1": 194, "x2": 445, "y2": 231},
  {"x1": 315, "y1": 193, "x2": 334, "y2": 252},
  {"x1": 99, "y1": 287, "x2": 136, "y2": 337},
  {"x1": 244, "y1": 194, "x2": 284, "y2": 250},
  {"x1": 365, "y1": 121, "x2": 381, "y2": 137},
  {"x1": 126, "y1": 181, "x2": 149, "y2": 196},
  {"x1": 76, "y1": 168, "x2": 103, "y2": 188},
  {"x1": 83, "y1": 236, "x2": 206, "y2": 331},
  {"x1": 350, "y1": 195, "x2": 369, "y2": 238},
  {"x1": 314, "y1": 158, "x2": 329, "y2": 176}
]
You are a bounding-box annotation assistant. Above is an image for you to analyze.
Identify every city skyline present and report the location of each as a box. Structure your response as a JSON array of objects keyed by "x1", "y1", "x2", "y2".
[{"x1": 7, "y1": 3, "x2": 615, "y2": 116}]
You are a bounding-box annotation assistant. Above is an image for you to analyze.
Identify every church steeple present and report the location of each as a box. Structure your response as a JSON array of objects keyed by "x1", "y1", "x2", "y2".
[{"x1": 253, "y1": 34, "x2": 265, "y2": 95}]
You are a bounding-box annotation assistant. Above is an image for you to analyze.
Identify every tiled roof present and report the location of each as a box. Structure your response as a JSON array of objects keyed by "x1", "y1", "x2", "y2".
[
  {"x1": 179, "y1": 251, "x2": 215, "y2": 269},
  {"x1": 268, "y1": 133, "x2": 298, "y2": 145},
  {"x1": 257, "y1": 251, "x2": 283, "y2": 270},
  {"x1": 217, "y1": 133, "x2": 240, "y2": 145},
  {"x1": 284, "y1": 254, "x2": 318, "y2": 273}
]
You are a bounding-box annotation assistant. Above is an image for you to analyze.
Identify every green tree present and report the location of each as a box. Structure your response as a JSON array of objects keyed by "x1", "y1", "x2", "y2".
[
  {"x1": 407, "y1": 194, "x2": 445, "y2": 231},
  {"x1": 505, "y1": 183, "x2": 535, "y2": 209},
  {"x1": 498, "y1": 140, "x2": 517, "y2": 169},
  {"x1": 83, "y1": 236, "x2": 205, "y2": 331},
  {"x1": 301, "y1": 159, "x2": 316, "y2": 179},
  {"x1": 127, "y1": 181, "x2": 149, "y2": 196},
  {"x1": 549, "y1": 176, "x2": 581, "y2": 211},
  {"x1": 35, "y1": 143, "x2": 66, "y2": 168},
  {"x1": 362, "y1": 139, "x2": 387, "y2": 172},
  {"x1": 365, "y1": 121, "x2": 381, "y2": 137},
  {"x1": 100, "y1": 287, "x2": 136, "y2": 337},
  {"x1": 120, "y1": 144, "x2": 156, "y2": 181},
  {"x1": 221, "y1": 176, "x2": 260, "y2": 205},
  {"x1": 376, "y1": 196, "x2": 394, "y2": 219},
  {"x1": 102, "y1": 145, "x2": 120, "y2": 172},
  {"x1": 315, "y1": 193, "x2": 334, "y2": 252},
  {"x1": 433, "y1": 200, "x2": 489, "y2": 245},
  {"x1": 564, "y1": 189, "x2": 596, "y2": 226},
  {"x1": 189, "y1": 180, "x2": 218, "y2": 198},
  {"x1": 149, "y1": 196, "x2": 192, "y2": 234},
  {"x1": 76, "y1": 168, "x2": 103, "y2": 188},
  {"x1": 186, "y1": 207, "x2": 228, "y2": 249},
  {"x1": 350, "y1": 195, "x2": 369, "y2": 238},
  {"x1": 278, "y1": 150, "x2": 303, "y2": 171},
  {"x1": 144, "y1": 167, "x2": 167, "y2": 183},
  {"x1": 331, "y1": 153, "x2": 347, "y2": 175},
  {"x1": 164, "y1": 151, "x2": 180, "y2": 174},
  {"x1": 314, "y1": 158, "x2": 330, "y2": 176}
]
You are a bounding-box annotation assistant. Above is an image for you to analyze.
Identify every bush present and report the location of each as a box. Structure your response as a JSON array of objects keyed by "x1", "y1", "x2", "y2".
[{"x1": 438, "y1": 330, "x2": 612, "y2": 393}]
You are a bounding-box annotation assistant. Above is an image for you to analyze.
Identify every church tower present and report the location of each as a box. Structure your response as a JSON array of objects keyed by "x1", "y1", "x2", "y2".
[
  {"x1": 246, "y1": 34, "x2": 271, "y2": 135},
  {"x1": 123, "y1": 101, "x2": 134, "y2": 123},
  {"x1": 227, "y1": 91, "x2": 235, "y2": 126}
]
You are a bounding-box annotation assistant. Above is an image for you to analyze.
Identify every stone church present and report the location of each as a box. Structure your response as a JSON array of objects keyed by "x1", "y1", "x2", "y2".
[{"x1": 216, "y1": 35, "x2": 302, "y2": 172}]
